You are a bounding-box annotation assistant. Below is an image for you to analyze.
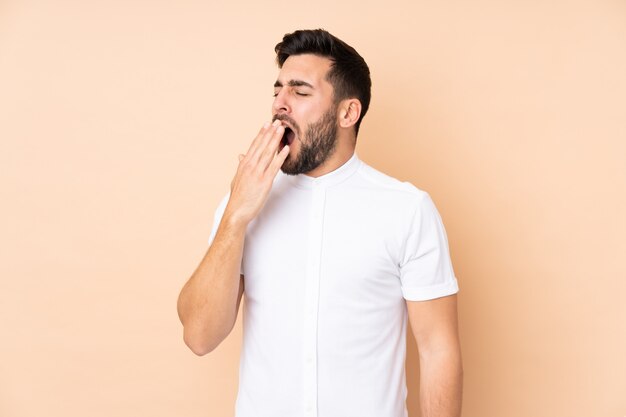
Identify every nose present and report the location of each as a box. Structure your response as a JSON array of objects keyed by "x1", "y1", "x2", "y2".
[{"x1": 272, "y1": 89, "x2": 290, "y2": 115}]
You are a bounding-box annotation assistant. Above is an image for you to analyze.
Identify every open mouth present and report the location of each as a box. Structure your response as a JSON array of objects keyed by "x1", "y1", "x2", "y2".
[{"x1": 280, "y1": 126, "x2": 296, "y2": 149}]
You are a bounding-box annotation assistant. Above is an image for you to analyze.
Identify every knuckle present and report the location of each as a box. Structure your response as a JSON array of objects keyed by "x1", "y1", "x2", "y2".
[{"x1": 239, "y1": 160, "x2": 252, "y2": 173}]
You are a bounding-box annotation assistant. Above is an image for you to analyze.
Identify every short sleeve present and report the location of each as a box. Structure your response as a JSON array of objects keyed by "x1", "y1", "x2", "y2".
[
  {"x1": 207, "y1": 191, "x2": 244, "y2": 276},
  {"x1": 399, "y1": 192, "x2": 459, "y2": 301}
]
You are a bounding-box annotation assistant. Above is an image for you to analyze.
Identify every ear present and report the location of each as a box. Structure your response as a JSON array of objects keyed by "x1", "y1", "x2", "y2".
[{"x1": 337, "y1": 98, "x2": 362, "y2": 130}]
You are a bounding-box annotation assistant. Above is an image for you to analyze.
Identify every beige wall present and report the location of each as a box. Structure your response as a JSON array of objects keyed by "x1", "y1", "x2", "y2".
[{"x1": 1, "y1": 1, "x2": 625, "y2": 416}]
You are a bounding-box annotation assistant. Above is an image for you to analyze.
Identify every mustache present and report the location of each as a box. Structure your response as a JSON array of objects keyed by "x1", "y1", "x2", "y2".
[{"x1": 272, "y1": 114, "x2": 300, "y2": 135}]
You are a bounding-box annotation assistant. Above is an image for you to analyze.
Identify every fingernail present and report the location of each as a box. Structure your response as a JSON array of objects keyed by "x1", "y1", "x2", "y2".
[
  {"x1": 263, "y1": 121, "x2": 270, "y2": 128},
  {"x1": 272, "y1": 119, "x2": 281, "y2": 127}
]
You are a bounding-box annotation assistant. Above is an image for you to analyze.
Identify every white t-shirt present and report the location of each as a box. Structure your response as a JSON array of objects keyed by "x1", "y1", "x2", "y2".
[{"x1": 208, "y1": 152, "x2": 459, "y2": 417}]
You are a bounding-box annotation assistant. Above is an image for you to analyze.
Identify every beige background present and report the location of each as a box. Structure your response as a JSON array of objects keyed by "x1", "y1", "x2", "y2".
[{"x1": 1, "y1": 1, "x2": 625, "y2": 416}]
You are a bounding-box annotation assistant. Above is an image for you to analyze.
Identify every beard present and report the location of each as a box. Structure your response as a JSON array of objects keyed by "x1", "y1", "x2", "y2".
[{"x1": 274, "y1": 105, "x2": 339, "y2": 176}]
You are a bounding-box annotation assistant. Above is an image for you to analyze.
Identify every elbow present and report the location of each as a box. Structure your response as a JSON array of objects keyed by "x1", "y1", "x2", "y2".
[
  {"x1": 178, "y1": 302, "x2": 216, "y2": 356},
  {"x1": 182, "y1": 326, "x2": 228, "y2": 356},
  {"x1": 187, "y1": 341, "x2": 209, "y2": 357},
  {"x1": 182, "y1": 328, "x2": 215, "y2": 356}
]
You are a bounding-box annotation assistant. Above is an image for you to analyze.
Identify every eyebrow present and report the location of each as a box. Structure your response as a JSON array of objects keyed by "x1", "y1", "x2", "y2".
[{"x1": 274, "y1": 79, "x2": 315, "y2": 89}]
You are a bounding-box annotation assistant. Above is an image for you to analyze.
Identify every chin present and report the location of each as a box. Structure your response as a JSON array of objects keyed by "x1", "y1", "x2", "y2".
[{"x1": 280, "y1": 155, "x2": 300, "y2": 176}]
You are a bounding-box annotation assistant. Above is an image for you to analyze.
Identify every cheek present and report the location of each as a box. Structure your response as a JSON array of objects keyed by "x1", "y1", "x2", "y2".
[
  {"x1": 290, "y1": 95, "x2": 333, "y2": 127},
  {"x1": 293, "y1": 106, "x2": 323, "y2": 129}
]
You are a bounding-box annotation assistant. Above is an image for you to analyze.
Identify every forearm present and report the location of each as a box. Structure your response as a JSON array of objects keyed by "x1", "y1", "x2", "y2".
[
  {"x1": 177, "y1": 120, "x2": 289, "y2": 354},
  {"x1": 418, "y1": 349, "x2": 463, "y2": 417},
  {"x1": 177, "y1": 214, "x2": 246, "y2": 354}
]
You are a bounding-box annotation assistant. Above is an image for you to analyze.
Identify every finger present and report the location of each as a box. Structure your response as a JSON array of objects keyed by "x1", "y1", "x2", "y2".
[
  {"x1": 257, "y1": 124, "x2": 285, "y2": 170},
  {"x1": 258, "y1": 120, "x2": 285, "y2": 171},
  {"x1": 243, "y1": 121, "x2": 272, "y2": 160},
  {"x1": 267, "y1": 144, "x2": 290, "y2": 176},
  {"x1": 248, "y1": 120, "x2": 281, "y2": 163},
  {"x1": 238, "y1": 154, "x2": 245, "y2": 162}
]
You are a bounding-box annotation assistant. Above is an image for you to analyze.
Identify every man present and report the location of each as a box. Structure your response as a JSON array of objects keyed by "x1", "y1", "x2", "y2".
[{"x1": 177, "y1": 29, "x2": 463, "y2": 417}]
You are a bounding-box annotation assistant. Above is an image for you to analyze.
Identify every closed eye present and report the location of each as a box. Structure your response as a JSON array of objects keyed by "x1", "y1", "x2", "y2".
[{"x1": 272, "y1": 89, "x2": 310, "y2": 97}]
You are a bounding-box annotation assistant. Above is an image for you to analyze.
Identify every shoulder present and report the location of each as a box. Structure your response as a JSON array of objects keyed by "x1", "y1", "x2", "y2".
[{"x1": 354, "y1": 159, "x2": 430, "y2": 204}]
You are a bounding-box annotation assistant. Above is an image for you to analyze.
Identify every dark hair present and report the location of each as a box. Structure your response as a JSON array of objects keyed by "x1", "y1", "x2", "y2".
[{"x1": 275, "y1": 29, "x2": 371, "y2": 136}]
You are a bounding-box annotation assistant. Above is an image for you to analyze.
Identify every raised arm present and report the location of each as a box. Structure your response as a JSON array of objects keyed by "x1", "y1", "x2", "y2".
[
  {"x1": 407, "y1": 294, "x2": 463, "y2": 417},
  {"x1": 177, "y1": 120, "x2": 289, "y2": 355}
]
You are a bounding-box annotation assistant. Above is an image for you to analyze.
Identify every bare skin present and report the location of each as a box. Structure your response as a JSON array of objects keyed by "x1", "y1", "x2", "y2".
[
  {"x1": 176, "y1": 120, "x2": 289, "y2": 355},
  {"x1": 409, "y1": 294, "x2": 463, "y2": 417}
]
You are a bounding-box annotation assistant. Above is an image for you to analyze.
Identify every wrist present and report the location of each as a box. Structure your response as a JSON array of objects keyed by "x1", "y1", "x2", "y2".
[{"x1": 222, "y1": 209, "x2": 250, "y2": 232}]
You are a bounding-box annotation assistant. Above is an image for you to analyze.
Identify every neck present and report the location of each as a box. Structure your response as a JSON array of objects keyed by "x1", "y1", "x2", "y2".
[{"x1": 304, "y1": 132, "x2": 356, "y2": 178}]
